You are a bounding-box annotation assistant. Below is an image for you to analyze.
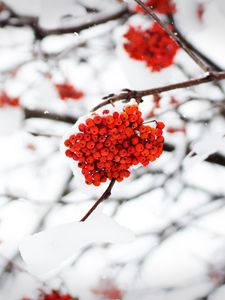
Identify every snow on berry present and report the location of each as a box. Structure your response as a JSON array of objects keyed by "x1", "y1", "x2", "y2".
[
  {"x1": 55, "y1": 83, "x2": 84, "y2": 101},
  {"x1": 63, "y1": 104, "x2": 165, "y2": 187},
  {"x1": 134, "y1": 0, "x2": 176, "y2": 15},
  {"x1": 123, "y1": 23, "x2": 180, "y2": 72}
]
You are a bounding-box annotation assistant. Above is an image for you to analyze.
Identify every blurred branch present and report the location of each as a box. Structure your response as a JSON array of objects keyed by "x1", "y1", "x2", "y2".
[
  {"x1": 167, "y1": 14, "x2": 222, "y2": 72},
  {"x1": 0, "y1": 2, "x2": 129, "y2": 39},
  {"x1": 24, "y1": 108, "x2": 77, "y2": 123}
]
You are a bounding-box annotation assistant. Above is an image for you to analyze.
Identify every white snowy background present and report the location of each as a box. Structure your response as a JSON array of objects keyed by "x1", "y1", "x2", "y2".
[{"x1": 0, "y1": 0, "x2": 225, "y2": 299}]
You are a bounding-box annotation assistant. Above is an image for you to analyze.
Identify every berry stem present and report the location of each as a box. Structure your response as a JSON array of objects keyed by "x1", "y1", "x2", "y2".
[
  {"x1": 133, "y1": 0, "x2": 210, "y2": 73},
  {"x1": 80, "y1": 179, "x2": 116, "y2": 222},
  {"x1": 92, "y1": 71, "x2": 225, "y2": 111}
]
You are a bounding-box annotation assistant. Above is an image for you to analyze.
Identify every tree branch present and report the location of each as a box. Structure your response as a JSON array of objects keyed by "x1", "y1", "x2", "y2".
[
  {"x1": 0, "y1": 2, "x2": 129, "y2": 39},
  {"x1": 92, "y1": 71, "x2": 225, "y2": 111}
]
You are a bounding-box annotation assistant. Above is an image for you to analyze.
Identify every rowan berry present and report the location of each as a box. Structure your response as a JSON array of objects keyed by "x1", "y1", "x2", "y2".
[
  {"x1": 78, "y1": 123, "x2": 86, "y2": 132},
  {"x1": 64, "y1": 139, "x2": 70, "y2": 147},
  {"x1": 84, "y1": 134, "x2": 91, "y2": 141},
  {"x1": 120, "y1": 112, "x2": 128, "y2": 121},
  {"x1": 99, "y1": 136, "x2": 106, "y2": 143},
  {"x1": 101, "y1": 148, "x2": 109, "y2": 156},
  {"x1": 92, "y1": 135, "x2": 99, "y2": 142},
  {"x1": 100, "y1": 156, "x2": 107, "y2": 163},
  {"x1": 101, "y1": 176, "x2": 107, "y2": 183},
  {"x1": 99, "y1": 127, "x2": 107, "y2": 135},
  {"x1": 123, "y1": 140, "x2": 131, "y2": 148},
  {"x1": 103, "y1": 109, "x2": 109, "y2": 114},
  {"x1": 72, "y1": 154, "x2": 78, "y2": 161},
  {"x1": 114, "y1": 118, "x2": 122, "y2": 126},
  {"x1": 113, "y1": 112, "x2": 119, "y2": 119},
  {"x1": 131, "y1": 122, "x2": 138, "y2": 129},
  {"x1": 106, "y1": 116, "x2": 114, "y2": 125},
  {"x1": 119, "y1": 149, "x2": 127, "y2": 157},
  {"x1": 65, "y1": 150, "x2": 73, "y2": 158},
  {"x1": 97, "y1": 162, "x2": 104, "y2": 169},
  {"x1": 86, "y1": 118, "x2": 94, "y2": 127},
  {"x1": 90, "y1": 126, "x2": 99, "y2": 135},
  {"x1": 114, "y1": 155, "x2": 120, "y2": 162},
  {"x1": 87, "y1": 141, "x2": 95, "y2": 149},
  {"x1": 131, "y1": 137, "x2": 139, "y2": 145},
  {"x1": 157, "y1": 121, "x2": 165, "y2": 129},
  {"x1": 86, "y1": 156, "x2": 94, "y2": 163},
  {"x1": 93, "y1": 181, "x2": 100, "y2": 186},
  {"x1": 108, "y1": 152, "x2": 114, "y2": 161},
  {"x1": 96, "y1": 142, "x2": 103, "y2": 150},
  {"x1": 129, "y1": 114, "x2": 138, "y2": 123},
  {"x1": 76, "y1": 133, "x2": 83, "y2": 140},
  {"x1": 116, "y1": 177, "x2": 123, "y2": 182},
  {"x1": 125, "y1": 128, "x2": 133, "y2": 137},
  {"x1": 69, "y1": 135, "x2": 76, "y2": 143},
  {"x1": 93, "y1": 115, "x2": 102, "y2": 124},
  {"x1": 105, "y1": 139, "x2": 111, "y2": 147}
]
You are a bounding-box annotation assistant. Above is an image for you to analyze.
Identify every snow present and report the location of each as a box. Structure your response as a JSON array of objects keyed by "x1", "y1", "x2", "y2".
[
  {"x1": 0, "y1": 107, "x2": 24, "y2": 136},
  {"x1": 19, "y1": 208, "x2": 134, "y2": 278},
  {"x1": 39, "y1": 0, "x2": 86, "y2": 30},
  {"x1": 183, "y1": 131, "x2": 225, "y2": 168},
  {"x1": 174, "y1": 0, "x2": 225, "y2": 69}
]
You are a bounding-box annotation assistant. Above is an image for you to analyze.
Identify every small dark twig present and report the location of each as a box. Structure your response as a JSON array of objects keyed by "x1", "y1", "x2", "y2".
[{"x1": 80, "y1": 179, "x2": 116, "y2": 222}]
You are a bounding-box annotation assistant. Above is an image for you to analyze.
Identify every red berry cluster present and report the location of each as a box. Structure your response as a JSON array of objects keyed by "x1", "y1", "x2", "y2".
[
  {"x1": 123, "y1": 23, "x2": 179, "y2": 72},
  {"x1": 40, "y1": 291, "x2": 73, "y2": 300},
  {"x1": 0, "y1": 91, "x2": 20, "y2": 107},
  {"x1": 22, "y1": 290, "x2": 74, "y2": 300},
  {"x1": 197, "y1": 3, "x2": 205, "y2": 21},
  {"x1": 64, "y1": 105, "x2": 164, "y2": 186},
  {"x1": 55, "y1": 83, "x2": 84, "y2": 100},
  {"x1": 92, "y1": 285, "x2": 123, "y2": 300},
  {"x1": 134, "y1": 0, "x2": 176, "y2": 14}
]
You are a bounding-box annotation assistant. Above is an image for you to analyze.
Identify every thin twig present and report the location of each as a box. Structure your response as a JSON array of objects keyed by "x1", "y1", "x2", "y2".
[
  {"x1": 167, "y1": 14, "x2": 222, "y2": 72},
  {"x1": 133, "y1": 0, "x2": 210, "y2": 72},
  {"x1": 80, "y1": 179, "x2": 116, "y2": 222}
]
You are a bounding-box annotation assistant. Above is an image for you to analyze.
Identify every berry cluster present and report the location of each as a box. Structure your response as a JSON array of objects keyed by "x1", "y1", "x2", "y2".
[
  {"x1": 123, "y1": 23, "x2": 179, "y2": 72},
  {"x1": 22, "y1": 290, "x2": 74, "y2": 300},
  {"x1": 64, "y1": 105, "x2": 164, "y2": 186},
  {"x1": 0, "y1": 91, "x2": 19, "y2": 107},
  {"x1": 55, "y1": 83, "x2": 84, "y2": 100},
  {"x1": 197, "y1": 3, "x2": 205, "y2": 21},
  {"x1": 134, "y1": 0, "x2": 176, "y2": 15}
]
